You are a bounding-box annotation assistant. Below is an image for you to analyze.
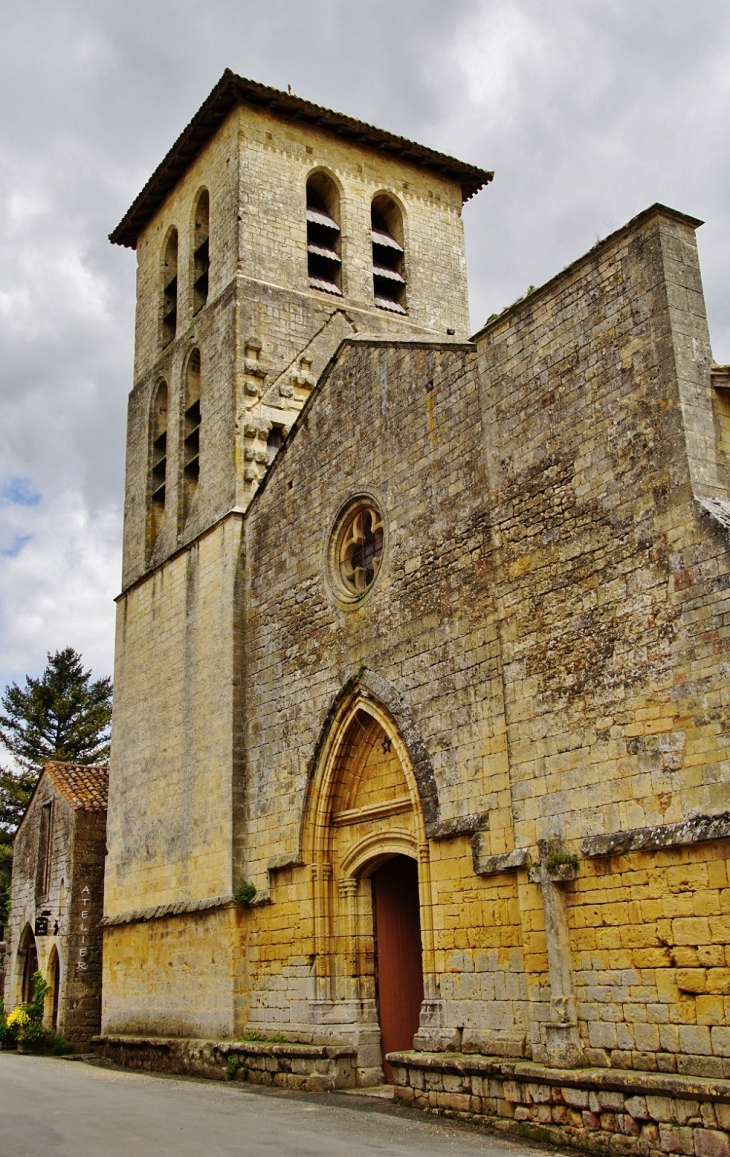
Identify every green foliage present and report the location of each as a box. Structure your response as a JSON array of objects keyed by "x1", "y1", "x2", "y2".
[
  {"x1": 267, "y1": 1033, "x2": 287, "y2": 1044},
  {"x1": 0, "y1": 649, "x2": 112, "y2": 850},
  {"x1": 48, "y1": 1032, "x2": 73, "y2": 1056},
  {"x1": 234, "y1": 881, "x2": 257, "y2": 907},
  {"x1": 0, "y1": 767, "x2": 36, "y2": 841},
  {"x1": 17, "y1": 1019, "x2": 50, "y2": 1049},
  {"x1": 242, "y1": 1030, "x2": 265, "y2": 1041},
  {"x1": 0, "y1": 1000, "x2": 11, "y2": 1043},
  {"x1": 30, "y1": 971, "x2": 49, "y2": 1022},
  {"x1": 0, "y1": 647, "x2": 112, "y2": 776},
  {"x1": 0, "y1": 840, "x2": 12, "y2": 924},
  {"x1": 545, "y1": 851, "x2": 579, "y2": 872},
  {"x1": 224, "y1": 1057, "x2": 241, "y2": 1080}
]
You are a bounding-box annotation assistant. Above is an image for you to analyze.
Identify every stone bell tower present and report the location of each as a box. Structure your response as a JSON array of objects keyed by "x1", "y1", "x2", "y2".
[{"x1": 102, "y1": 71, "x2": 491, "y2": 1037}]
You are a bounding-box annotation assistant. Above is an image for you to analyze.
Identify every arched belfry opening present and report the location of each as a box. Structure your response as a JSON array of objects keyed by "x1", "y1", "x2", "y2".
[
  {"x1": 303, "y1": 695, "x2": 435, "y2": 1084},
  {"x1": 306, "y1": 171, "x2": 342, "y2": 296}
]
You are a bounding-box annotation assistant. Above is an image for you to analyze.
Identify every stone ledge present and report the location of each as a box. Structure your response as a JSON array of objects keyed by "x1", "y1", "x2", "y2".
[
  {"x1": 581, "y1": 812, "x2": 730, "y2": 859},
  {"x1": 218, "y1": 1040, "x2": 356, "y2": 1060},
  {"x1": 471, "y1": 838, "x2": 530, "y2": 877},
  {"x1": 96, "y1": 1034, "x2": 355, "y2": 1059},
  {"x1": 428, "y1": 812, "x2": 491, "y2": 840},
  {"x1": 386, "y1": 1051, "x2": 730, "y2": 1101},
  {"x1": 101, "y1": 896, "x2": 236, "y2": 926},
  {"x1": 93, "y1": 1034, "x2": 357, "y2": 1091},
  {"x1": 389, "y1": 1051, "x2": 730, "y2": 1156}
]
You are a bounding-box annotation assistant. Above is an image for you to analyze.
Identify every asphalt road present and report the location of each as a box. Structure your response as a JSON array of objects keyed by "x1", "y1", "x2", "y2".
[{"x1": 0, "y1": 1053, "x2": 565, "y2": 1157}]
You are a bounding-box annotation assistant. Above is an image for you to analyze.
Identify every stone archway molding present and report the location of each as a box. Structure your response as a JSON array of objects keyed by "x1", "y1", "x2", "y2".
[
  {"x1": 340, "y1": 827, "x2": 418, "y2": 878},
  {"x1": 300, "y1": 666, "x2": 440, "y2": 857}
]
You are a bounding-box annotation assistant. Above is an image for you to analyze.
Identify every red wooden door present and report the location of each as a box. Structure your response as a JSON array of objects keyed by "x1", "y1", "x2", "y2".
[{"x1": 372, "y1": 855, "x2": 424, "y2": 1083}]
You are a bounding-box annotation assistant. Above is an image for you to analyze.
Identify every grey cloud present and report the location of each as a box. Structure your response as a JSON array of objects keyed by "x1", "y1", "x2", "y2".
[{"x1": 0, "y1": 0, "x2": 727, "y2": 691}]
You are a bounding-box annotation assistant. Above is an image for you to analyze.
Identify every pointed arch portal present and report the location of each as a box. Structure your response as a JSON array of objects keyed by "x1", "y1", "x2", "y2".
[{"x1": 302, "y1": 690, "x2": 437, "y2": 1082}]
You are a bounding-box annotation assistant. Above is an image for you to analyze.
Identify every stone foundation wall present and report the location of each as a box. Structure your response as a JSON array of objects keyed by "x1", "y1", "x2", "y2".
[
  {"x1": 389, "y1": 1050, "x2": 730, "y2": 1156},
  {"x1": 95, "y1": 1034, "x2": 356, "y2": 1091}
]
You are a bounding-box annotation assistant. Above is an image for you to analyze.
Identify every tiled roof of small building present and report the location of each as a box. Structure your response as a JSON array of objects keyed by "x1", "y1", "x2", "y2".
[{"x1": 45, "y1": 762, "x2": 108, "y2": 812}]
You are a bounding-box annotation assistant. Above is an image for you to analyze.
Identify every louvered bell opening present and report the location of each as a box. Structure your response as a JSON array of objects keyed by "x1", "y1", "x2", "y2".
[
  {"x1": 162, "y1": 276, "x2": 177, "y2": 344},
  {"x1": 151, "y1": 431, "x2": 167, "y2": 509},
  {"x1": 307, "y1": 198, "x2": 341, "y2": 295},
  {"x1": 372, "y1": 210, "x2": 405, "y2": 312},
  {"x1": 184, "y1": 399, "x2": 201, "y2": 483}
]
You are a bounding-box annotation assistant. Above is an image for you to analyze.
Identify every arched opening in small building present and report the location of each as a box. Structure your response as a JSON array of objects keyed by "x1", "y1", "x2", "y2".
[
  {"x1": 371, "y1": 854, "x2": 423, "y2": 1083},
  {"x1": 19, "y1": 926, "x2": 39, "y2": 1005},
  {"x1": 48, "y1": 947, "x2": 60, "y2": 1029}
]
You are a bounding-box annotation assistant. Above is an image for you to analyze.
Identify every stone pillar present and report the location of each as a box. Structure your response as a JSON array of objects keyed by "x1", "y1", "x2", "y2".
[{"x1": 532, "y1": 839, "x2": 584, "y2": 1068}]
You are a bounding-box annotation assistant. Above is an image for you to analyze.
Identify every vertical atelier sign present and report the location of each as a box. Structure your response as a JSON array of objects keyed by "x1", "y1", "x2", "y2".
[{"x1": 77, "y1": 885, "x2": 91, "y2": 973}]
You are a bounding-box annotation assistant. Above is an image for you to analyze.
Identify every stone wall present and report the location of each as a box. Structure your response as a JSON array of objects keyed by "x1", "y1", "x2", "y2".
[
  {"x1": 389, "y1": 1050, "x2": 730, "y2": 1157},
  {"x1": 95, "y1": 1033, "x2": 356, "y2": 1090},
  {"x1": 236, "y1": 205, "x2": 730, "y2": 1080},
  {"x1": 7, "y1": 770, "x2": 106, "y2": 1043},
  {"x1": 105, "y1": 94, "x2": 480, "y2": 1035},
  {"x1": 121, "y1": 102, "x2": 472, "y2": 588},
  {"x1": 102, "y1": 906, "x2": 246, "y2": 1039},
  {"x1": 106, "y1": 519, "x2": 244, "y2": 919},
  {"x1": 106, "y1": 90, "x2": 730, "y2": 1112}
]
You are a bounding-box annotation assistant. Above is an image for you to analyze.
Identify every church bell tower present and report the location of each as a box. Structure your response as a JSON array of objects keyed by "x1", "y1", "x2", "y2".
[{"x1": 102, "y1": 71, "x2": 491, "y2": 1038}]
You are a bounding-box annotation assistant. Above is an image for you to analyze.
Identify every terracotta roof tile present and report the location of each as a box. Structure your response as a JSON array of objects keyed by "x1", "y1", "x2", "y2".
[{"x1": 45, "y1": 762, "x2": 108, "y2": 812}]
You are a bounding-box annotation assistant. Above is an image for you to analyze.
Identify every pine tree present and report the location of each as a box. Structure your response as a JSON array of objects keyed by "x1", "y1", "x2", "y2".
[
  {"x1": 0, "y1": 647, "x2": 112, "y2": 775},
  {"x1": 0, "y1": 646, "x2": 112, "y2": 884}
]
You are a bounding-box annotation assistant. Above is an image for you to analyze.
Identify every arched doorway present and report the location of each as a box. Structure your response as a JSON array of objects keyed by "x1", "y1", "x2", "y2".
[
  {"x1": 303, "y1": 692, "x2": 436, "y2": 1084},
  {"x1": 48, "y1": 948, "x2": 60, "y2": 1029},
  {"x1": 372, "y1": 855, "x2": 424, "y2": 1082},
  {"x1": 19, "y1": 926, "x2": 38, "y2": 1005}
]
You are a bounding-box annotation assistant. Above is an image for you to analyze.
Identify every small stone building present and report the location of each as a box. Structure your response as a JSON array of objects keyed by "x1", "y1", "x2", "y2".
[
  {"x1": 7, "y1": 763, "x2": 107, "y2": 1043},
  {"x1": 100, "y1": 71, "x2": 730, "y2": 1151}
]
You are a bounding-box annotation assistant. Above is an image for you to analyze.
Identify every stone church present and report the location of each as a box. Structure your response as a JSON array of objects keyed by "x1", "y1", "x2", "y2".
[{"x1": 100, "y1": 70, "x2": 730, "y2": 1147}]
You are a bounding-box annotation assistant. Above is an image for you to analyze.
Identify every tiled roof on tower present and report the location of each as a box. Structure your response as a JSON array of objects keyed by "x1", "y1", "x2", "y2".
[{"x1": 109, "y1": 69, "x2": 493, "y2": 248}]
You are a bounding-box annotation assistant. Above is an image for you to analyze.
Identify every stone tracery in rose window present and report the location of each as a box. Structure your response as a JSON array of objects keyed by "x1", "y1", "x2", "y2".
[{"x1": 338, "y1": 505, "x2": 384, "y2": 594}]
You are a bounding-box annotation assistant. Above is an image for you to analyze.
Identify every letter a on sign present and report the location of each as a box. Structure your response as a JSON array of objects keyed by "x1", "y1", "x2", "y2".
[{"x1": 82, "y1": 886, "x2": 90, "y2": 893}]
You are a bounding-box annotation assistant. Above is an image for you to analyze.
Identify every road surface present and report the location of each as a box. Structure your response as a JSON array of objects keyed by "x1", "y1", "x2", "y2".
[{"x1": 0, "y1": 1053, "x2": 565, "y2": 1157}]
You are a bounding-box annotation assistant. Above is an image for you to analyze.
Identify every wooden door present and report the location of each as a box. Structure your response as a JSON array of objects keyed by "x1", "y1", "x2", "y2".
[{"x1": 372, "y1": 855, "x2": 424, "y2": 1083}]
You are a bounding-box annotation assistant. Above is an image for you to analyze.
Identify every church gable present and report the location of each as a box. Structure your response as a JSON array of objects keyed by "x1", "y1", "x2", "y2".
[{"x1": 243, "y1": 334, "x2": 505, "y2": 877}]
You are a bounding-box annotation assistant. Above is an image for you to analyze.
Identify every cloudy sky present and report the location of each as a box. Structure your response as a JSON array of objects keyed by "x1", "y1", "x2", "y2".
[{"x1": 0, "y1": 0, "x2": 728, "y2": 695}]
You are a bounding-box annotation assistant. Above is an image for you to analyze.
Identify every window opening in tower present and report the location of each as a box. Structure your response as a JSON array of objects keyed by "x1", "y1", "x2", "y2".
[
  {"x1": 372, "y1": 202, "x2": 406, "y2": 314},
  {"x1": 306, "y1": 183, "x2": 342, "y2": 296}
]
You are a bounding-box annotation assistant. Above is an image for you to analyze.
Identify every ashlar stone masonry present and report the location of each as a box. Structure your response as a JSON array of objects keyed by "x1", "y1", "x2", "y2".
[
  {"x1": 100, "y1": 71, "x2": 730, "y2": 1154},
  {"x1": 7, "y1": 763, "x2": 107, "y2": 1043}
]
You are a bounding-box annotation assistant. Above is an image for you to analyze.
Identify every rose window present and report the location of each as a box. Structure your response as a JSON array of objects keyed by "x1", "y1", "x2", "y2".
[{"x1": 337, "y1": 505, "x2": 384, "y2": 595}]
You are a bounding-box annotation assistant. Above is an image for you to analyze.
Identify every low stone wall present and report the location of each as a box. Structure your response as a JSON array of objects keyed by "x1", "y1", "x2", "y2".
[
  {"x1": 388, "y1": 1050, "x2": 730, "y2": 1156},
  {"x1": 94, "y1": 1035, "x2": 357, "y2": 1091}
]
